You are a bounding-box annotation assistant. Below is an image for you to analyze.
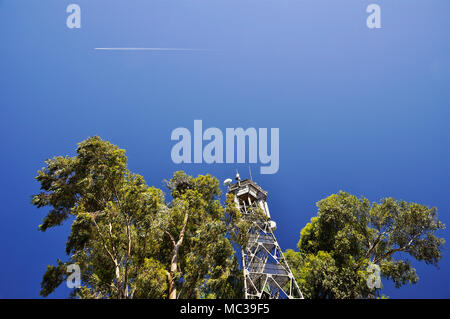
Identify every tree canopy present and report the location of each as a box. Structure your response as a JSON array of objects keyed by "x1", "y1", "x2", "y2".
[
  {"x1": 32, "y1": 137, "x2": 245, "y2": 298},
  {"x1": 285, "y1": 191, "x2": 445, "y2": 299}
]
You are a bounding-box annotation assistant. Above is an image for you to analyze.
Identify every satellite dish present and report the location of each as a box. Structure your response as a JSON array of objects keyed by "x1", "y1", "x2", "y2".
[
  {"x1": 269, "y1": 220, "x2": 277, "y2": 231},
  {"x1": 224, "y1": 178, "x2": 232, "y2": 186}
]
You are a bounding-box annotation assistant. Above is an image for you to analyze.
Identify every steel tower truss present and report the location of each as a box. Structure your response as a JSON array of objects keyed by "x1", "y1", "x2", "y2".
[{"x1": 227, "y1": 177, "x2": 303, "y2": 299}]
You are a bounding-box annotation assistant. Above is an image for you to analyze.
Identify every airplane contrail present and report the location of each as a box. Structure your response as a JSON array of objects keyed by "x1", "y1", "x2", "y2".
[{"x1": 94, "y1": 47, "x2": 204, "y2": 51}]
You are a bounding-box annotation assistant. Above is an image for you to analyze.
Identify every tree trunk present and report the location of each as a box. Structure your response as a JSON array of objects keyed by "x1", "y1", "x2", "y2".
[
  {"x1": 168, "y1": 210, "x2": 189, "y2": 299},
  {"x1": 115, "y1": 264, "x2": 123, "y2": 298},
  {"x1": 168, "y1": 245, "x2": 180, "y2": 299}
]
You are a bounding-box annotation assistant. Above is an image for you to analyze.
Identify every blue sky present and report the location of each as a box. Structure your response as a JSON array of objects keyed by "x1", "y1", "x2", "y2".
[{"x1": 0, "y1": 0, "x2": 449, "y2": 298}]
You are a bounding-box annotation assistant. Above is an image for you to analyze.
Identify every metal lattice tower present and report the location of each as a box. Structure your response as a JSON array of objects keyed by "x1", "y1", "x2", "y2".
[{"x1": 227, "y1": 173, "x2": 304, "y2": 299}]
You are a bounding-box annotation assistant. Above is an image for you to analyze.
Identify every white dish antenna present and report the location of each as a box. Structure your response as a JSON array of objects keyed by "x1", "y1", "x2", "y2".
[
  {"x1": 223, "y1": 178, "x2": 232, "y2": 186},
  {"x1": 269, "y1": 220, "x2": 277, "y2": 231}
]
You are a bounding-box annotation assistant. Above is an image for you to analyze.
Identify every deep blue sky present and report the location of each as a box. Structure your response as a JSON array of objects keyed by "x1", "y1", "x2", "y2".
[{"x1": 0, "y1": 0, "x2": 449, "y2": 298}]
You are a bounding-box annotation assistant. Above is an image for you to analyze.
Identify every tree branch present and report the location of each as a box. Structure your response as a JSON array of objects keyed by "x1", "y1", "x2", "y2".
[
  {"x1": 92, "y1": 217, "x2": 118, "y2": 268},
  {"x1": 374, "y1": 247, "x2": 404, "y2": 264},
  {"x1": 366, "y1": 230, "x2": 386, "y2": 258},
  {"x1": 373, "y1": 228, "x2": 425, "y2": 264},
  {"x1": 163, "y1": 229, "x2": 176, "y2": 248},
  {"x1": 123, "y1": 220, "x2": 132, "y2": 298}
]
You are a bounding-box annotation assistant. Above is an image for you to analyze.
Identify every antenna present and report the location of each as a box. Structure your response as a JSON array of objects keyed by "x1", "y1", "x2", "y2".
[
  {"x1": 224, "y1": 178, "x2": 232, "y2": 186},
  {"x1": 248, "y1": 165, "x2": 253, "y2": 181}
]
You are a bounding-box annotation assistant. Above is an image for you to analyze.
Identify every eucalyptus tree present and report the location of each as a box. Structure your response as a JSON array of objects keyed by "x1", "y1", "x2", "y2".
[
  {"x1": 32, "y1": 137, "x2": 244, "y2": 298},
  {"x1": 285, "y1": 191, "x2": 445, "y2": 298}
]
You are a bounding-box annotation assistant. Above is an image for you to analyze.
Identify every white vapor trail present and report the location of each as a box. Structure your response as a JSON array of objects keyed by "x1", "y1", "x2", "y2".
[{"x1": 94, "y1": 48, "x2": 203, "y2": 51}]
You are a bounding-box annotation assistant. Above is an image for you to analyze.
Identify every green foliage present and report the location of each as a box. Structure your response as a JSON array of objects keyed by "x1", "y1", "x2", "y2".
[
  {"x1": 285, "y1": 191, "x2": 445, "y2": 299},
  {"x1": 133, "y1": 258, "x2": 168, "y2": 299},
  {"x1": 40, "y1": 259, "x2": 67, "y2": 297},
  {"x1": 32, "y1": 137, "x2": 243, "y2": 299}
]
